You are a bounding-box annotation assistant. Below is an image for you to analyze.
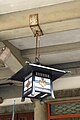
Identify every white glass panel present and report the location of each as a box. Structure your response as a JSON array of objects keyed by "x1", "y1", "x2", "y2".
[
  {"x1": 24, "y1": 77, "x2": 32, "y2": 91},
  {"x1": 35, "y1": 76, "x2": 51, "y2": 93}
]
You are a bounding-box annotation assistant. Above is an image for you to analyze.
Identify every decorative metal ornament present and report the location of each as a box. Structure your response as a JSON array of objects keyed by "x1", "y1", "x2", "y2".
[
  {"x1": 29, "y1": 14, "x2": 43, "y2": 37},
  {"x1": 39, "y1": 78, "x2": 46, "y2": 87}
]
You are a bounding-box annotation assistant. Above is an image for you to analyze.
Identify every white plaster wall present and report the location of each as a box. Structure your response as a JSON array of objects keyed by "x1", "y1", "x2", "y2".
[
  {"x1": 0, "y1": 98, "x2": 31, "y2": 106},
  {"x1": 54, "y1": 76, "x2": 80, "y2": 90}
]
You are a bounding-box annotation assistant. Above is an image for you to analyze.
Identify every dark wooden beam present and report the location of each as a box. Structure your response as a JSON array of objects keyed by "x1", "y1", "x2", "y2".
[{"x1": 55, "y1": 88, "x2": 80, "y2": 99}]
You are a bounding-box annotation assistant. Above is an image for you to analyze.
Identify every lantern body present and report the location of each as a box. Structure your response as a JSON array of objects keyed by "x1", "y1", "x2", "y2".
[
  {"x1": 23, "y1": 71, "x2": 53, "y2": 100},
  {"x1": 9, "y1": 63, "x2": 67, "y2": 100}
]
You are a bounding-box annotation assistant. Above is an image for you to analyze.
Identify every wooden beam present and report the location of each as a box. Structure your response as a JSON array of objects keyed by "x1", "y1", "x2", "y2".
[
  {"x1": 3, "y1": 41, "x2": 25, "y2": 66},
  {"x1": 0, "y1": 68, "x2": 13, "y2": 79},
  {"x1": 0, "y1": 67, "x2": 14, "y2": 86},
  {"x1": 0, "y1": 102, "x2": 34, "y2": 113},
  {"x1": 0, "y1": 18, "x2": 80, "y2": 41},
  {"x1": 0, "y1": 1, "x2": 80, "y2": 41},
  {"x1": 54, "y1": 88, "x2": 80, "y2": 99},
  {"x1": 0, "y1": 0, "x2": 79, "y2": 31}
]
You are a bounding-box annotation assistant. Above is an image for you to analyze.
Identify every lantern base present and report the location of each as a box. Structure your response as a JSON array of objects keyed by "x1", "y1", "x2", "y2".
[{"x1": 22, "y1": 89, "x2": 54, "y2": 101}]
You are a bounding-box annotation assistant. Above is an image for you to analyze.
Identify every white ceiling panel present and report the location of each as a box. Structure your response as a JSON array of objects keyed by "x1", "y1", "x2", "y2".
[
  {"x1": 28, "y1": 50, "x2": 80, "y2": 65},
  {"x1": 9, "y1": 29, "x2": 80, "y2": 50},
  {"x1": 0, "y1": 0, "x2": 73, "y2": 14}
]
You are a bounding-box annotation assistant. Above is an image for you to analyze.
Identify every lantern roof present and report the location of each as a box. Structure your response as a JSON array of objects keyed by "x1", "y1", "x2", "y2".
[{"x1": 9, "y1": 63, "x2": 67, "y2": 82}]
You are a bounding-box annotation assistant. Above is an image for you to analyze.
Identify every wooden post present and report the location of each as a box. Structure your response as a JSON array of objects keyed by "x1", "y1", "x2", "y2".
[{"x1": 34, "y1": 100, "x2": 47, "y2": 120}]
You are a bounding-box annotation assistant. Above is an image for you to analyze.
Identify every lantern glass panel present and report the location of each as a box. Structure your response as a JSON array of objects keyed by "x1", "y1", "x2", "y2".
[
  {"x1": 23, "y1": 72, "x2": 33, "y2": 97},
  {"x1": 35, "y1": 76, "x2": 51, "y2": 93},
  {"x1": 24, "y1": 77, "x2": 32, "y2": 92}
]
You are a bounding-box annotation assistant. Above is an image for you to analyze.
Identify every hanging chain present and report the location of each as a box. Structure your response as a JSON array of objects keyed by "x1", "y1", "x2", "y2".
[{"x1": 35, "y1": 31, "x2": 40, "y2": 64}]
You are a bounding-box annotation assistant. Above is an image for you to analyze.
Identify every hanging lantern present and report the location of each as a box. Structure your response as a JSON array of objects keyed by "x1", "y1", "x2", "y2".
[
  {"x1": 9, "y1": 63, "x2": 67, "y2": 100},
  {"x1": 9, "y1": 14, "x2": 68, "y2": 101}
]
